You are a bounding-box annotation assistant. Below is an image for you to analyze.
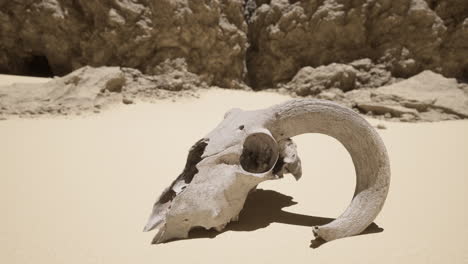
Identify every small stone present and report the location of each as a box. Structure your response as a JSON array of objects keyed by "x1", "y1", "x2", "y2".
[
  {"x1": 278, "y1": 87, "x2": 288, "y2": 94},
  {"x1": 376, "y1": 123, "x2": 387, "y2": 130},
  {"x1": 318, "y1": 91, "x2": 336, "y2": 100},
  {"x1": 400, "y1": 113, "x2": 415, "y2": 122},
  {"x1": 384, "y1": 113, "x2": 392, "y2": 118},
  {"x1": 0, "y1": 116, "x2": 7, "y2": 121},
  {"x1": 105, "y1": 76, "x2": 126, "y2": 93},
  {"x1": 122, "y1": 98, "x2": 134, "y2": 104},
  {"x1": 44, "y1": 107, "x2": 54, "y2": 113}
]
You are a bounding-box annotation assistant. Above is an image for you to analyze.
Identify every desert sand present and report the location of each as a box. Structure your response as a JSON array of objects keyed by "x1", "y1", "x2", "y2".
[
  {"x1": 1, "y1": 75, "x2": 468, "y2": 263},
  {"x1": 0, "y1": 74, "x2": 51, "y2": 85}
]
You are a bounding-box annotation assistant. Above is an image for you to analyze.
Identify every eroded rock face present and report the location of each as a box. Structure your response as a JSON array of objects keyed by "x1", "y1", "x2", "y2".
[
  {"x1": 347, "y1": 70, "x2": 468, "y2": 122},
  {"x1": 0, "y1": 0, "x2": 247, "y2": 87},
  {"x1": 284, "y1": 64, "x2": 358, "y2": 96},
  {"x1": 279, "y1": 66, "x2": 468, "y2": 122},
  {"x1": 282, "y1": 59, "x2": 396, "y2": 96},
  {"x1": 0, "y1": 64, "x2": 206, "y2": 117},
  {"x1": 1, "y1": 0, "x2": 466, "y2": 89},
  {"x1": 248, "y1": 0, "x2": 468, "y2": 88},
  {"x1": 1, "y1": 0, "x2": 467, "y2": 122}
]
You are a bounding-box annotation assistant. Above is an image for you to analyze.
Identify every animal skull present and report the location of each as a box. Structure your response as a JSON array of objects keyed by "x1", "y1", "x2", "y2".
[{"x1": 144, "y1": 99, "x2": 390, "y2": 244}]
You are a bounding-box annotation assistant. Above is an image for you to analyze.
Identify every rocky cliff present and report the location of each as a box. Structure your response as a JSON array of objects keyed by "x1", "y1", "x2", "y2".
[
  {"x1": 0, "y1": 0, "x2": 247, "y2": 87},
  {"x1": 1, "y1": 0, "x2": 467, "y2": 89}
]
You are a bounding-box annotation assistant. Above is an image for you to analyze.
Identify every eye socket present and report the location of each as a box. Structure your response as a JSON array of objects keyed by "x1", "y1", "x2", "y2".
[{"x1": 240, "y1": 133, "x2": 279, "y2": 173}]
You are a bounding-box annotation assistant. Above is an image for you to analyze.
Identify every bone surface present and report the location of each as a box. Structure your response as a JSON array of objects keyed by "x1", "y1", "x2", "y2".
[{"x1": 144, "y1": 99, "x2": 390, "y2": 244}]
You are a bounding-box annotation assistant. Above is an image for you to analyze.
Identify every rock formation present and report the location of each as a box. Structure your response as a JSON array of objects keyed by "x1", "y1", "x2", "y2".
[
  {"x1": 2, "y1": 65, "x2": 467, "y2": 122},
  {"x1": 0, "y1": 62, "x2": 204, "y2": 117},
  {"x1": 0, "y1": 0, "x2": 247, "y2": 87},
  {"x1": 248, "y1": 0, "x2": 468, "y2": 88},
  {"x1": 1, "y1": 0, "x2": 467, "y2": 121},
  {"x1": 1, "y1": 0, "x2": 467, "y2": 89},
  {"x1": 282, "y1": 59, "x2": 395, "y2": 96},
  {"x1": 348, "y1": 70, "x2": 468, "y2": 122},
  {"x1": 278, "y1": 67, "x2": 468, "y2": 122}
]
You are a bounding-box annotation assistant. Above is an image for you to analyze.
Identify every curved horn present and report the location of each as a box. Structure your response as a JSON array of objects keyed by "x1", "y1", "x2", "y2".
[{"x1": 264, "y1": 99, "x2": 390, "y2": 242}]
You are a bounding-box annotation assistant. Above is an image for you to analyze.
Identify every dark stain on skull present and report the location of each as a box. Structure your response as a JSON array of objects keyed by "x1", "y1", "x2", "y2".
[
  {"x1": 158, "y1": 188, "x2": 176, "y2": 204},
  {"x1": 157, "y1": 138, "x2": 208, "y2": 204},
  {"x1": 180, "y1": 138, "x2": 209, "y2": 184}
]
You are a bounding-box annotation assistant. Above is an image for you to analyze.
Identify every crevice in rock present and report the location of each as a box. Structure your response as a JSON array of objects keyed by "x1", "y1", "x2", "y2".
[
  {"x1": 426, "y1": 0, "x2": 439, "y2": 10},
  {"x1": 244, "y1": 0, "x2": 271, "y2": 90},
  {"x1": 25, "y1": 55, "x2": 54, "y2": 77}
]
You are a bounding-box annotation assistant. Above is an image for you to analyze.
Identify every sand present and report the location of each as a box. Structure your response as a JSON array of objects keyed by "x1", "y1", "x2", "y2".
[
  {"x1": 0, "y1": 74, "x2": 52, "y2": 85},
  {"x1": 1, "y1": 75, "x2": 468, "y2": 263}
]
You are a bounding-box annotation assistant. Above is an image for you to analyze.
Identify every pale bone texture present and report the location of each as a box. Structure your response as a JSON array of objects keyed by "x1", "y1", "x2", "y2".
[{"x1": 144, "y1": 99, "x2": 390, "y2": 244}]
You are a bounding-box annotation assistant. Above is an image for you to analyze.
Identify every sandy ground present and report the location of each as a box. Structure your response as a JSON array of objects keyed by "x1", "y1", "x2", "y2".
[
  {"x1": 1, "y1": 75, "x2": 468, "y2": 263},
  {"x1": 0, "y1": 74, "x2": 52, "y2": 85}
]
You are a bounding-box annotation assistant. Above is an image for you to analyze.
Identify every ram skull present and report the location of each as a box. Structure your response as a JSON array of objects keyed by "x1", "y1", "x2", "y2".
[{"x1": 144, "y1": 99, "x2": 390, "y2": 244}]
